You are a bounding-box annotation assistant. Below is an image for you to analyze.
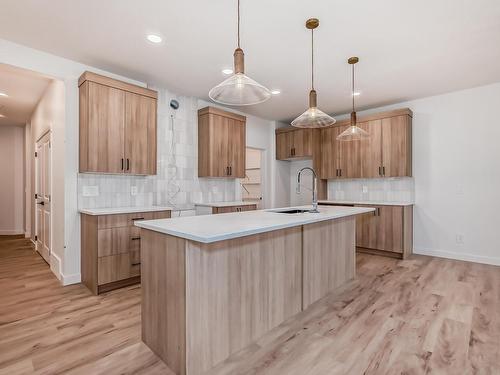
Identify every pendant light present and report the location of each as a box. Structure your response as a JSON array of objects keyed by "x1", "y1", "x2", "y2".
[
  {"x1": 209, "y1": 0, "x2": 271, "y2": 106},
  {"x1": 336, "y1": 57, "x2": 370, "y2": 141},
  {"x1": 291, "y1": 18, "x2": 335, "y2": 128}
]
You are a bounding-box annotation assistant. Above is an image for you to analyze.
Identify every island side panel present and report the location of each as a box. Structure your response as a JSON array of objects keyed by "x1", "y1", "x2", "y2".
[
  {"x1": 141, "y1": 229, "x2": 186, "y2": 375},
  {"x1": 302, "y1": 216, "x2": 356, "y2": 309},
  {"x1": 185, "y1": 227, "x2": 302, "y2": 375}
]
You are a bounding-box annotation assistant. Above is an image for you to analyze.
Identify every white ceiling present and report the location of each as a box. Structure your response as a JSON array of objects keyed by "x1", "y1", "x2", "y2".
[
  {"x1": 0, "y1": 64, "x2": 52, "y2": 127},
  {"x1": 1, "y1": 0, "x2": 499, "y2": 122}
]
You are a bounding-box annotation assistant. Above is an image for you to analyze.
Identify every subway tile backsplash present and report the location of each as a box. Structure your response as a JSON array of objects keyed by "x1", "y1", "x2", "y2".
[
  {"x1": 327, "y1": 178, "x2": 415, "y2": 203},
  {"x1": 78, "y1": 87, "x2": 237, "y2": 210}
]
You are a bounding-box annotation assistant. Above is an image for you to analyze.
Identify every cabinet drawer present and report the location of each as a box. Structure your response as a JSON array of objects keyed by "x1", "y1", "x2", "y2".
[
  {"x1": 98, "y1": 254, "x2": 131, "y2": 285},
  {"x1": 97, "y1": 211, "x2": 170, "y2": 229},
  {"x1": 130, "y1": 249, "x2": 141, "y2": 277}
]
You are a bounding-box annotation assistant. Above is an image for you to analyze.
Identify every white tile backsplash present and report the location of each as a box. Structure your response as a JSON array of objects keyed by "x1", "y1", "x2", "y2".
[
  {"x1": 327, "y1": 178, "x2": 415, "y2": 203},
  {"x1": 78, "y1": 87, "x2": 237, "y2": 210}
]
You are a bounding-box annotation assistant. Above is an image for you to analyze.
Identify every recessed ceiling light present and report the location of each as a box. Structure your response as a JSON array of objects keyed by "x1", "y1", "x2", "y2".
[
  {"x1": 146, "y1": 34, "x2": 162, "y2": 44},
  {"x1": 0, "y1": 92, "x2": 8, "y2": 97},
  {"x1": 352, "y1": 92, "x2": 361, "y2": 96},
  {"x1": 271, "y1": 90, "x2": 281, "y2": 95},
  {"x1": 222, "y1": 68, "x2": 233, "y2": 75},
  {"x1": 0, "y1": 114, "x2": 5, "y2": 118}
]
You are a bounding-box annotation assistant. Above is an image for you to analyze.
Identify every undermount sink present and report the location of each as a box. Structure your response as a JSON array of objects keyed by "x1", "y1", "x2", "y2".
[{"x1": 269, "y1": 208, "x2": 315, "y2": 214}]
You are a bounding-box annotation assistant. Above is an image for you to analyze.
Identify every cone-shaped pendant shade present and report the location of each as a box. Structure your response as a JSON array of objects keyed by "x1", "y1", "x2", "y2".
[
  {"x1": 209, "y1": 72, "x2": 271, "y2": 106},
  {"x1": 291, "y1": 90, "x2": 335, "y2": 128},
  {"x1": 337, "y1": 57, "x2": 370, "y2": 141}
]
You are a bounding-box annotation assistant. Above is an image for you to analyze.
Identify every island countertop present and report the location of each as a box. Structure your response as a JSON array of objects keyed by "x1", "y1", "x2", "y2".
[{"x1": 134, "y1": 205, "x2": 374, "y2": 243}]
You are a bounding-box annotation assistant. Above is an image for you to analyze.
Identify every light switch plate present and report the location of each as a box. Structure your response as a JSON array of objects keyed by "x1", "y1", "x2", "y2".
[
  {"x1": 130, "y1": 186, "x2": 138, "y2": 196},
  {"x1": 82, "y1": 185, "x2": 99, "y2": 197},
  {"x1": 362, "y1": 186, "x2": 368, "y2": 194}
]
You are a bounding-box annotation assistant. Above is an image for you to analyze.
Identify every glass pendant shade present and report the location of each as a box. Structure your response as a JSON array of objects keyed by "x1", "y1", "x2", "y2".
[
  {"x1": 209, "y1": 72, "x2": 271, "y2": 106},
  {"x1": 337, "y1": 124, "x2": 370, "y2": 141}
]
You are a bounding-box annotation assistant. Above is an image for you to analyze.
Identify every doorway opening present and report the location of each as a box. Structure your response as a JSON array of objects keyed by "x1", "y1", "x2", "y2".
[{"x1": 241, "y1": 147, "x2": 263, "y2": 209}]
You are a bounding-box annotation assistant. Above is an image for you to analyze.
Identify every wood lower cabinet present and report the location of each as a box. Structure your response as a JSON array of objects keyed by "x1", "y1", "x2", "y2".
[
  {"x1": 212, "y1": 204, "x2": 257, "y2": 214},
  {"x1": 198, "y1": 106, "x2": 246, "y2": 178},
  {"x1": 81, "y1": 210, "x2": 170, "y2": 294},
  {"x1": 355, "y1": 204, "x2": 413, "y2": 259},
  {"x1": 79, "y1": 71, "x2": 157, "y2": 175},
  {"x1": 275, "y1": 128, "x2": 313, "y2": 160}
]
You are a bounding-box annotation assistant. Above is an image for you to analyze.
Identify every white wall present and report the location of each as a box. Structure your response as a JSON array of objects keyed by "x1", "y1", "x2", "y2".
[
  {"x1": 30, "y1": 80, "x2": 66, "y2": 277},
  {"x1": 0, "y1": 125, "x2": 24, "y2": 235},
  {"x1": 346, "y1": 82, "x2": 500, "y2": 266}
]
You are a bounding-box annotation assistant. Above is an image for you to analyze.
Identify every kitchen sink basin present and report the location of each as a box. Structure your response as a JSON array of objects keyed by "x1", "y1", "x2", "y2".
[{"x1": 269, "y1": 208, "x2": 314, "y2": 214}]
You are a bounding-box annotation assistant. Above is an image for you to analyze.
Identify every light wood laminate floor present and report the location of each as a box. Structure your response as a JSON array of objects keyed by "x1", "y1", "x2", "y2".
[{"x1": 1, "y1": 236, "x2": 499, "y2": 374}]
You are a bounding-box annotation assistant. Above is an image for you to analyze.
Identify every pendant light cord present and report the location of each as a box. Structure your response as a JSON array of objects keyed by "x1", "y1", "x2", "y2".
[
  {"x1": 237, "y1": 0, "x2": 241, "y2": 48},
  {"x1": 352, "y1": 63, "x2": 355, "y2": 112},
  {"x1": 311, "y1": 29, "x2": 315, "y2": 90}
]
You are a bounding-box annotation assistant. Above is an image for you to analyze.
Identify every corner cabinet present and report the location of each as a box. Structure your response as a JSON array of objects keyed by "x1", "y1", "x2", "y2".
[
  {"x1": 198, "y1": 106, "x2": 246, "y2": 178},
  {"x1": 276, "y1": 128, "x2": 313, "y2": 160},
  {"x1": 79, "y1": 71, "x2": 158, "y2": 175},
  {"x1": 319, "y1": 109, "x2": 412, "y2": 179}
]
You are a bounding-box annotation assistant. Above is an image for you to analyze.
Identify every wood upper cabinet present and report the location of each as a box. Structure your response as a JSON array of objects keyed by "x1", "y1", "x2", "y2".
[
  {"x1": 79, "y1": 71, "x2": 157, "y2": 175},
  {"x1": 275, "y1": 128, "x2": 313, "y2": 160},
  {"x1": 319, "y1": 109, "x2": 412, "y2": 179},
  {"x1": 198, "y1": 106, "x2": 246, "y2": 178},
  {"x1": 124, "y1": 92, "x2": 157, "y2": 175},
  {"x1": 355, "y1": 204, "x2": 413, "y2": 259}
]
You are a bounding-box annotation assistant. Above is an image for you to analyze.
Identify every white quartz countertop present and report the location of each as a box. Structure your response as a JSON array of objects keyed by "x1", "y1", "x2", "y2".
[
  {"x1": 319, "y1": 200, "x2": 414, "y2": 207},
  {"x1": 134, "y1": 205, "x2": 375, "y2": 244},
  {"x1": 79, "y1": 206, "x2": 173, "y2": 216},
  {"x1": 194, "y1": 201, "x2": 258, "y2": 208}
]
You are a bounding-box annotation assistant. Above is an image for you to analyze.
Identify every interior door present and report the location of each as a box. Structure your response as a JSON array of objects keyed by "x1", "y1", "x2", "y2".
[
  {"x1": 35, "y1": 132, "x2": 51, "y2": 264},
  {"x1": 125, "y1": 92, "x2": 157, "y2": 175}
]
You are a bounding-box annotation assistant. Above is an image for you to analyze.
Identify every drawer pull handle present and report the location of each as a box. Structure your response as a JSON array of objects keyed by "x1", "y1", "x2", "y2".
[
  {"x1": 131, "y1": 262, "x2": 141, "y2": 266},
  {"x1": 131, "y1": 237, "x2": 141, "y2": 241},
  {"x1": 131, "y1": 217, "x2": 145, "y2": 221}
]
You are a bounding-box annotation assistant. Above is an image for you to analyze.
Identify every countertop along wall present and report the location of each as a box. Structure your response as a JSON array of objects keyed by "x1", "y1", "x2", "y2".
[{"x1": 340, "y1": 82, "x2": 500, "y2": 266}]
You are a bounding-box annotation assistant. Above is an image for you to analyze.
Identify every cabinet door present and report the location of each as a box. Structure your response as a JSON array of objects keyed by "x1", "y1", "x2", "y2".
[
  {"x1": 292, "y1": 129, "x2": 313, "y2": 158},
  {"x1": 84, "y1": 82, "x2": 125, "y2": 173},
  {"x1": 213, "y1": 115, "x2": 231, "y2": 177},
  {"x1": 320, "y1": 127, "x2": 341, "y2": 179},
  {"x1": 276, "y1": 132, "x2": 290, "y2": 160},
  {"x1": 124, "y1": 92, "x2": 157, "y2": 175},
  {"x1": 98, "y1": 254, "x2": 131, "y2": 285},
  {"x1": 228, "y1": 119, "x2": 246, "y2": 178},
  {"x1": 377, "y1": 206, "x2": 404, "y2": 253},
  {"x1": 355, "y1": 207, "x2": 379, "y2": 249},
  {"x1": 340, "y1": 128, "x2": 361, "y2": 179},
  {"x1": 359, "y1": 120, "x2": 383, "y2": 178},
  {"x1": 381, "y1": 115, "x2": 412, "y2": 177}
]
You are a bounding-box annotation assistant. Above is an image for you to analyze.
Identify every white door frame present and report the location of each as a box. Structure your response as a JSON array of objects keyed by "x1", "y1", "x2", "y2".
[{"x1": 34, "y1": 130, "x2": 52, "y2": 264}]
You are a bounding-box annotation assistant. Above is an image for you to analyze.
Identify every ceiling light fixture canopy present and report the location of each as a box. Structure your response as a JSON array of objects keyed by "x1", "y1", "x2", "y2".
[
  {"x1": 291, "y1": 18, "x2": 335, "y2": 128},
  {"x1": 337, "y1": 57, "x2": 370, "y2": 141},
  {"x1": 209, "y1": 0, "x2": 271, "y2": 106}
]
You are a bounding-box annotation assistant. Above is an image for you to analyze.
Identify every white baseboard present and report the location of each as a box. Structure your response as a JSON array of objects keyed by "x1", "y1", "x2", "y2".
[
  {"x1": 50, "y1": 252, "x2": 62, "y2": 281},
  {"x1": 61, "y1": 273, "x2": 81, "y2": 286},
  {"x1": 25, "y1": 231, "x2": 31, "y2": 238},
  {"x1": 414, "y1": 247, "x2": 500, "y2": 267},
  {"x1": 0, "y1": 229, "x2": 24, "y2": 235}
]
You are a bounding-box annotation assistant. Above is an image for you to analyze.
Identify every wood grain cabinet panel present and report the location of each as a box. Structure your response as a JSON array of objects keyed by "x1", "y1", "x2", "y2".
[
  {"x1": 381, "y1": 115, "x2": 412, "y2": 177},
  {"x1": 125, "y1": 92, "x2": 157, "y2": 175},
  {"x1": 359, "y1": 120, "x2": 383, "y2": 178},
  {"x1": 275, "y1": 128, "x2": 313, "y2": 160},
  {"x1": 79, "y1": 71, "x2": 157, "y2": 175},
  {"x1": 355, "y1": 204, "x2": 413, "y2": 259},
  {"x1": 198, "y1": 107, "x2": 246, "y2": 178},
  {"x1": 81, "y1": 210, "x2": 171, "y2": 294}
]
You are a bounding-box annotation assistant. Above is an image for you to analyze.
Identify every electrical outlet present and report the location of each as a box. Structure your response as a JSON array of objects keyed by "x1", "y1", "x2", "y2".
[
  {"x1": 82, "y1": 186, "x2": 99, "y2": 197},
  {"x1": 362, "y1": 185, "x2": 368, "y2": 194},
  {"x1": 130, "y1": 186, "x2": 138, "y2": 196},
  {"x1": 456, "y1": 234, "x2": 464, "y2": 244}
]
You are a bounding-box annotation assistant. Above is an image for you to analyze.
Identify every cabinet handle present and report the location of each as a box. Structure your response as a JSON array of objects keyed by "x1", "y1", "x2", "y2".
[
  {"x1": 226, "y1": 166, "x2": 229, "y2": 175},
  {"x1": 121, "y1": 158, "x2": 124, "y2": 171},
  {"x1": 131, "y1": 237, "x2": 141, "y2": 241},
  {"x1": 382, "y1": 166, "x2": 386, "y2": 176},
  {"x1": 339, "y1": 169, "x2": 342, "y2": 177},
  {"x1": 126, "y1": 158, "x2": 130, "y2": 171},
  {"x1": 379, "y1": 166, "x2": 382, "y2": 176},
  {"x1": 229, "y1": 166, "x2": 232, "y2": 175},
  {"x1": 131, "y1": 217, "x2": 145, "y2": 221},
  {"x1": 131, "y1": 262, "x2": 141, "y2": 266}
]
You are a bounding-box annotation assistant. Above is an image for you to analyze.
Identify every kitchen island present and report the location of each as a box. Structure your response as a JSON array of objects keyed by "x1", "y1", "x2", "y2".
[{"x1": 135, "y1": 205, "x2": 374, "y2": 375}]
